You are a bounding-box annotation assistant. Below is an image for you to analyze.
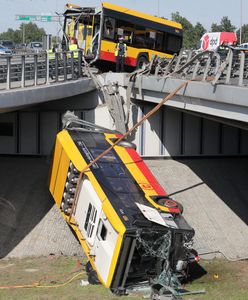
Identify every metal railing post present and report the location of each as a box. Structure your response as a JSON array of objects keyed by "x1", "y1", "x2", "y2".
[
  {"x1": 46, "y1": 52, "x2": 50, "y2": 84},
  {"x1": 21, "y1": 55, "x2": 25, "y2": 88},
  {"x1": 63, "y1": 52, "x2": 67, "y2": 81},
  {"x1": 202, "y1": 54, "x2": 212, "y2": 81},
  {"x1": 6, "y1": 56, "x2": 11, "y2": 90},
  {"x1": 34, "y1": 54, "x2": 38, "y2": 86},
  {"x1": 71, "y1": 51, "x2": 74, "y2": 79},
  {"x1": 54, "y1": 52, "x2": 59, "y2": 82},
  {"x1": 225, "y1": 49, "x2": 233, "y2": 84},
  {"x1": 239, "y1": 51, "x2": 245, "y2": 86},
  {"x1": 78, "y1": 50, "x2": 82, "y2": 78}
]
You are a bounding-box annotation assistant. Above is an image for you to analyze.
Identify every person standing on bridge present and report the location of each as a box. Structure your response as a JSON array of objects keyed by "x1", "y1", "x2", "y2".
[{"x1": 115, "y1": 37, "x2": 127, "y2": 72}]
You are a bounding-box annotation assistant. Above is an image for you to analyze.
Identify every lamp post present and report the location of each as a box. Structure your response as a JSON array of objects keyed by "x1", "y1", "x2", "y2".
[
  {"x1": 240, "y1": 0, "x2": 243, "y2": 44},
  {"x1": 157, "y1": 0, "x2": 160, "y2": 17},
  {"x1": 22, "y1": 23, "x2": 25, "y2": 45}
]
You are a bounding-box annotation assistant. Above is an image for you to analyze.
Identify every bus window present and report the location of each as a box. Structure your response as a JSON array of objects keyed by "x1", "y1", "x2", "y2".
[
  {"x1": 103, "y1": 17, "x2": 115, "y2": 40},
  {"x1": 166, "y1": 34, "x2": 182, "y2": 54},
  {"x1": 155, "y1": 32, "x2": 164, "y2": 52},
  {"x1": 147, "y1": 31, "x2": 156, "y2": 50},
  {"x1": 133, "y1": 25, "x2": 146, "y2": 48},
  {"x1": 115, "y1": 19, "x2": 134, "y2": 44}
]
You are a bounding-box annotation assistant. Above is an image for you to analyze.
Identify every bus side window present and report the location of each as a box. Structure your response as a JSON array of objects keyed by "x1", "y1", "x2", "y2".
[
  {"x1": 166, "y1": 34, "x2": 182, "y2": 54},
  {"x1": 115, "y1": 19, "x2": 134, "y2": 44},
  {"x1": 103, "y1": 17, "x2": 115, "y2": 40},
  {"x1": 97, "y1": 219, "x2": 107, "y2": 241},
  {"x1": 156, "y1": 32, "x2": 164, "y2": 52}
]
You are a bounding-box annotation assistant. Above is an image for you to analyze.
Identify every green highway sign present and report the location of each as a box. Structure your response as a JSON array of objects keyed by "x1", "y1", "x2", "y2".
[{"x1": 15, "y1": 15, "x2": 59, "y2": 22}]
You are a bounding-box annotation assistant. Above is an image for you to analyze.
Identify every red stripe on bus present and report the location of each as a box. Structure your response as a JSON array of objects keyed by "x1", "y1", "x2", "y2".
[
  {"x1": 100, "y1": 51, "x2": 137, "y2": 67},
  {"x1": 125, "y1": 147, "x2": 167, "y2": 195},
  {"x1": 113, "y1": 135, "x2": 179, "y2": 213}
]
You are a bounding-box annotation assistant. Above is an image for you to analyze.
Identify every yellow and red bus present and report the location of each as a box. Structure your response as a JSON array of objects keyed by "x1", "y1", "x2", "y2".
[{"x1": 63, "y1": 2, "x2": 183, "y2": 69}]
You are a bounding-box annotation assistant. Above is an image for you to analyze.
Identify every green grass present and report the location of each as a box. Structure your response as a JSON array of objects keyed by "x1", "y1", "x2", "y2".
[
  {"x1": 0, "y1": 256, "x2": 247, "y2": 300},
  {"x1": 184, "y1": 259, "x2": 248, "y2": 300}
]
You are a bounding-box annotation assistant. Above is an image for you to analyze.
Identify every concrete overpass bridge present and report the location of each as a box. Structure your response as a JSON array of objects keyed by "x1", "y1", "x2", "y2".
[
  {"x1": 0, "y1": 51, "x2": 95, "y2": 113},
  {"x1": 1, "y1": 47, "x2": 248, "y2": 157},
  {"x1": 1, "y1": 48, "x2": 248, "y2": 262}
]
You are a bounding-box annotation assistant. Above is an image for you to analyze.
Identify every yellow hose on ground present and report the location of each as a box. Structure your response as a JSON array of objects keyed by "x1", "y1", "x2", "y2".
[{"x1": 0, "y1": 271, "x2": 85, "y2": 289}]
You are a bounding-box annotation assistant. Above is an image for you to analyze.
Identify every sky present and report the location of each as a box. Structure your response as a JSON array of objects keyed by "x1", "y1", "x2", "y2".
[{"x1": 0, "y1": 0, "x2": 246, "y2": 37}]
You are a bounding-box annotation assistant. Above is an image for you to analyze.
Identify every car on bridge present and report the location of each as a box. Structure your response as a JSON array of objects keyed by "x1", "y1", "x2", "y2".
[
  {"x1": 0, "y1": 40, "x2": 15, "y2": 52},
  {"x1": 27, "y1": 41, "x2": 43, "y2": 53},
  {"x1": 0, "y1": 45, "x2": 12, "y2": 56}
]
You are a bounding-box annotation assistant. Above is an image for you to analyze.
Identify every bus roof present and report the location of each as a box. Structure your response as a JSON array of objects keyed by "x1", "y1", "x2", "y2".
[{"x1": 102, "y1": 2, "x2": 182, "y2": 30}]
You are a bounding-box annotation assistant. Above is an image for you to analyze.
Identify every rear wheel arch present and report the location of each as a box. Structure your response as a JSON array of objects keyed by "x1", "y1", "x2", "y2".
[{"x1": 136, "y1": 52, "x2": 149, "y2": 69}]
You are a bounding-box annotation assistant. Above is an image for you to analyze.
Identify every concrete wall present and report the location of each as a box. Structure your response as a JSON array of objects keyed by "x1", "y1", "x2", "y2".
[
  {"x1": 82, "y1": 101, "x2": 248, "y2": 157},
  {"x1": 0, "y1": 91, "x2": 248, "y2": 157}
]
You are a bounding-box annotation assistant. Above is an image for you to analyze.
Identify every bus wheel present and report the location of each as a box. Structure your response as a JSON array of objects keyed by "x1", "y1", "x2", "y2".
[
  {"x1": 157, "y1": 198, "x2": 184, "y2": 214},
  {"x1": 136, "y1": 55, "x2": 148, "y2": 69}
]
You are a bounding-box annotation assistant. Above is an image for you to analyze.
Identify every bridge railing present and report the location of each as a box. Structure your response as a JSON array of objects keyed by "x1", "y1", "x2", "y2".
[
  {"x1": 0, "y1": 50, "x2": 85, "y2": 90},
  {"x1": 145, "y1": 47, "x2": 248, "y2": 87}
]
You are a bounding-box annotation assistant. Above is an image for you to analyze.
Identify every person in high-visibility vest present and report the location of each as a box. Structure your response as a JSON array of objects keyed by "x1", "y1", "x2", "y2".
[
  {"x1": 115, "y1": 37, "x2": 127, "y2": 72},
  {"x1": 69, "y1": 38, "x2": 78, "y2": 59}
]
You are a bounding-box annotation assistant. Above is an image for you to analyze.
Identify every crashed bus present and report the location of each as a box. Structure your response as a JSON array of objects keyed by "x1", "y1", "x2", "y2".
[
  {"x1": 49, "y1": 115, "x2": 197, "y2": 295},
  {"x1": 63, "y1": 2, "x2": 183, "y2": 69}
]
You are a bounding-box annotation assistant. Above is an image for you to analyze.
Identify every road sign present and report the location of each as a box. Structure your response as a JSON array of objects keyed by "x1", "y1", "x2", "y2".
[{"x1": 15, "y1": 15, "x2": 59, "y2": 22}]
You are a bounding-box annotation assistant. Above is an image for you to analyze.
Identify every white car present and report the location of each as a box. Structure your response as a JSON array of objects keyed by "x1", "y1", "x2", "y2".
[
  {"x1": 27, "y1": 42, "x2": 43, "y2": 53},
  {"x1": 239, "y1": 43, "x2": 248, "y2": 49},
  {"x1": 0, "y1": 45, "x2": 12, "y2": 56}
]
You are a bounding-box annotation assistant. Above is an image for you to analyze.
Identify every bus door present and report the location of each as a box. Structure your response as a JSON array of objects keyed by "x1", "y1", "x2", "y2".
[
  {"x1": 92, "y1": 210, "x2": 119, "y2": 284},
  {"x1": 74, "y1": 177, "x2": 102, "y2": 247},
  {"x1": 78, "y1": 23, "x2": 93, "y2": 54}
]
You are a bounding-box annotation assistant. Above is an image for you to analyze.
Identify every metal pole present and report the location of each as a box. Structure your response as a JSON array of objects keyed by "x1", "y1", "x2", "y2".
[
  {"x1": 240, "y1": 0, "x2": 243, "y2": 44},
  {"x1": 21, "y1": 55, "x2": 25, "y2": 88},
  {"x1": 55, "y1": 52, "x2": 59, "y2": 82},
  {"x1": 71, "y1": 52, "x2": 74, "y2": 79},
  {"x1": 22, "y1": 23, "x2": 25, "y2": 44},
  {"x1": 6, "y1": 56, "x2": 11, "y2": 90},
  {"x1": 157, "y1": 0, "x2": 160, "y2": 17},
  {"x1": 34, "y1": 54, "x2": 38, "y2": 86},
  {"x1": 63, "y1": 52, "x2": 67, "y2": 81},
  {"x1": 46, "y1": 52, "x2": 50, "y2": 84},
  {"x1": 78, "y1": 50, "x2": 82, "y2": 78}
]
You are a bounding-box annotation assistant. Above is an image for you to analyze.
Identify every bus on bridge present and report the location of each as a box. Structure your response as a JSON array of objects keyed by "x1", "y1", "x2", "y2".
[{"x1": 63, "y1": 2, "x2": 183, "y2": 69}]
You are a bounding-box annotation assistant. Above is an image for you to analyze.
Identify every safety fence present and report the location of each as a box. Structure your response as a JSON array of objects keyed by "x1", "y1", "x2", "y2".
[
  {"x1": 142, "y1": 46, "x2": 248, "y2": 87},
  {"x1": 0, "y1": 50, "x2": 85, "y2": 90}
]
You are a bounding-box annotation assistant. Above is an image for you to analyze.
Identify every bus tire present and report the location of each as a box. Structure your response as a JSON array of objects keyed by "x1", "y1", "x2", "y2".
[
  {"x1": 157, "y1": 198, "x2": 184, "y2": 214},
  {"x1": 136, "y1": 55, "x2": 148, "y2": 69}
]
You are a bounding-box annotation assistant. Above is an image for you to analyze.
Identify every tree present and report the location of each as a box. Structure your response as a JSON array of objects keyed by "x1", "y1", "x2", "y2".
[
  {"x1": 211, "y1": 16, "x2": 236, "y2": 32},
  {"x1": 0, "y1": 22, "x2": 46, "y2": 44},
  {"x1": 236, "y1": 24, "x2": 248, "y2": 44},
  {"x1": 20, "y1": 22, "x2": 46, "y2": 44},
  {"x1": 171, "y1": 12, "x2": 206, "y2": 49}
]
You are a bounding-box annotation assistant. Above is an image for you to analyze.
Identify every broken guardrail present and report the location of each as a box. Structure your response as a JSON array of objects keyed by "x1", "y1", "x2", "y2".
[{"x1": 145, "y1": 46, "x2": 248, "y2": 87}]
